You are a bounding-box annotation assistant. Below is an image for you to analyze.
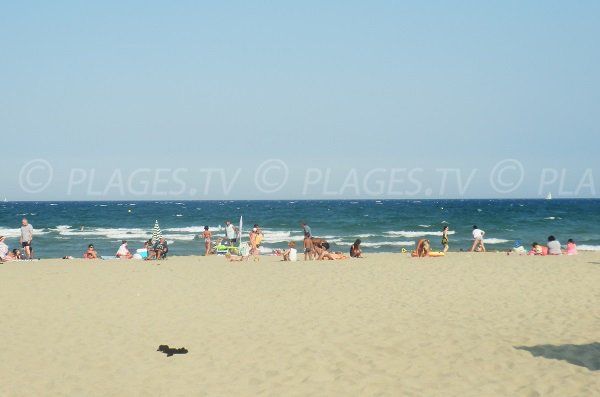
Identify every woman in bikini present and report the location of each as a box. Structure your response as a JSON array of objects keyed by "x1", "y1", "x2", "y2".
[
  {"x1": 441, "y1": 226, "x2": 449, "y2": 253},
  {"x1": 203, "y1": 226, "x2": 212, "y2": 256}
]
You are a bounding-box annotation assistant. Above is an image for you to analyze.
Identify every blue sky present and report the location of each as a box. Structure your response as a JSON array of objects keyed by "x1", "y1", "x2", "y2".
[{"x1": 1, "y1": 1, "x2": 599, "y2": 199}]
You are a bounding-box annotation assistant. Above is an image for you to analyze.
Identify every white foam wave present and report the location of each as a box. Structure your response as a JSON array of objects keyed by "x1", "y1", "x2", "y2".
[
  {"x1": 358, "y1": 241, "x2": 415, "y2": 248},
  {"x1": 384, "y1": 230, "x2": 455, "y2": 238},
  {"x1": 162, "y1": 233, "x2": 196, "y2": 241},
  {"x1": 418, "y1": 225, "x2": 431, "y2": 228},
  {"x1": 0, "y1": 227, "x2": 50, "y2": 237},
  {"x1": 164, "y1": 226, "x2": 205, "y2": 233},
  {"x1": 483, "y1": 238, "x2": 510, "y2": 244},
  {"x1": 577, "y1": 245, "x2": 600, "y2": 251},
  {"x1": 0, "y1": 228, "x2": 21, "y2": 237},
  {"x1": 262, "y1": 231, "x2": 292, "y2": 243}
]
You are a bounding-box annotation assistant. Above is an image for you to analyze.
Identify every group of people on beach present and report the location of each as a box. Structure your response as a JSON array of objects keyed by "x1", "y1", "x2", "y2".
[
  {"x1": 416, "y1": 224, "x2": 578, "y2": 258},
  {"x1": 514, "y1": 236, "x2": 577, "y2": 256},
  {"x1": 0, "y1": 217, "x2": 581, "y2": 262},
  {"x1": 0, "y1": 218, "x2": 34, "y2": 262}
]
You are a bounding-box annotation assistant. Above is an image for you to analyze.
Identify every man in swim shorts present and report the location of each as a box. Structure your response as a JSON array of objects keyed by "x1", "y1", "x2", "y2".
[{"x1": 20, "y1": 218, "x2": 34, "y2": 259}]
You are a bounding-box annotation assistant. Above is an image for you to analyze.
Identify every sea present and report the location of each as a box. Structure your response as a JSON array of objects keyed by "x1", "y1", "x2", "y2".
[{"x1": 1, "y1": 199, "x2": 599, "y2": 259}]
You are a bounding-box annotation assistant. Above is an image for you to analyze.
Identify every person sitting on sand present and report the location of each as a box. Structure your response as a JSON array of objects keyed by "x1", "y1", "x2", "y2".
[
  {"x1": 83, "y1": 244, "x2": 98, "y2": 259},
  {"x1": 8, "y1": 249, "x2": 22, "y2": 260},
  {"x1": 226, "y1": 242, "x2": 251, "y2": 262},
  {"x1": 147, "y1": 237, "x2": 168, "y2": 260},
  {"x1": 511, "y1": 240, "x2": 526, "y2": 254},
  {"x1": 0, "y1": 236, "x2": 8, "y2": 261},
  {"x1": 565, "y1": 239, "x2": 577, "y2": 255},
  {"x1": 282, "y1": 241, "x2": 298, "y2": 261},
  {"x1": 528, "y1": 242, "x2": 543, "y2": 256},
  {"x1": 116, "y1": 240, "x2": 133, "y2": 259},
  {"x1": 413, "y1": 239, "x2": 431, "y2": 257},
  {"x1": 547, "y1": 235, "x2": 562, "y2": 255},
  {"x1": 350, "y1": 239, "x2": 363, "y2": 258}
]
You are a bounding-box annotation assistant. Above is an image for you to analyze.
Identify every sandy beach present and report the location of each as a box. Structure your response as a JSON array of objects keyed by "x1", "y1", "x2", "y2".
[{"x1": 0, "y1": 252, "x2": 598, "y2": 396}]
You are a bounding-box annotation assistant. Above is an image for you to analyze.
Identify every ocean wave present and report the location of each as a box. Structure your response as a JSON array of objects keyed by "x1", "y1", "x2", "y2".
[
  {"x1": 0, "y1": 228, "x2": 22, "y2": 238},
  {"x1": 262, "y1": 230, "x2": 292, "y2": 243},
  {"x1": 384, "y1": 230, "x2": 455, "y2": 238},
  {"x1": 163, "y1": 226, "x2": 205, "y2": 233},
  {"x1": 162, "y1": 233, "x2": 196, "y2": 241},
  {"x1": 418, "y1": 225, "x2": 431, "y2": 228},
  {"x1": 576, "y1": 245, "x2": 600, "y2": 251},
  {"x1": 0, "y1": 228, "x2": 51, "y2": 237},
  {"x1": 483, "y1": 238, "x2": 511, "y2": 244},
  {"x1": 355, "y1": 241, "x2": 415, "y2": 248}
]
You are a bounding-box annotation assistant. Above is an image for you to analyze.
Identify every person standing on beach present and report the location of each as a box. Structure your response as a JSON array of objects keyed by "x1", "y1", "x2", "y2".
[
  {"x1": 20, "y1": 218, "x2": 34, "y2": 259},
  {"x1": 224, "y1": 220, "x2": 238, "y2": 244},
  {"x1": 301, "y1": 222, "x2": 313, "y2": 261},
  {"x1": 470, "y1": 225, "x2": 486, "y2": 252},
  {"x1": 203, "y1": 226, "x2": 212, "y2": 256},
  {"x1": 441, "y1": 225, "x2": 449, "y2": 253},
  {"x1": 249, "y1": 226, "x2": 260, "y2": 259}
]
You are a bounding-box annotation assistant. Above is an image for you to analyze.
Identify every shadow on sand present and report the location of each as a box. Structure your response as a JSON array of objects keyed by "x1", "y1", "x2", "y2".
[{"x1": 515, "y1": 343, "x2": 600, "y2": 371}]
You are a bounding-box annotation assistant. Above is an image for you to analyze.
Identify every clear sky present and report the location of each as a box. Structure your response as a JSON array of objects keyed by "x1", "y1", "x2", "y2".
[{"x1": 2, "y1": 1, "x2": 599, "y2": 200}]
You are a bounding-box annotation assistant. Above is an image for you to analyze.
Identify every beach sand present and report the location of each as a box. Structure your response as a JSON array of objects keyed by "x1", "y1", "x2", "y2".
[{"x1": 0, "y1": 252, "x2": 598, "y2": 396}]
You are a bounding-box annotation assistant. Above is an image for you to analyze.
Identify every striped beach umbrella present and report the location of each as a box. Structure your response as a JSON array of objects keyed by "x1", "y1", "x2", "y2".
[{"x1": 151, "y1": 220, "x2": 162, "y2": 243}]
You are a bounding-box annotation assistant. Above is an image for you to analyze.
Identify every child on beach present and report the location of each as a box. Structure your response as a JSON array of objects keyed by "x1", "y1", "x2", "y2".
[
  {"x1": 282, "y1": 241, "x2": 298, "y2": 261},
  {"x1": 528, "y1": 242, "x2": 549, "y2": 256},
  {"x1": 565, "y1": 239, "x2": 577, "y2": 255},
  {"x1": 203, "y1": 226, "x2": 212, "y2": 256},
  {"x1": 301, "y1": 222, "x2": 313, "y2": 261}
]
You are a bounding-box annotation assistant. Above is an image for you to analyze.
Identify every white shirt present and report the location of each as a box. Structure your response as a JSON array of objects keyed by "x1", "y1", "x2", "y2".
[
  {"x1": 289, "y1": 248, "x2": 298, "y2": 262},
  {"x1": 116, "y1": 244, "x2": 130, "y2": 256},
  {"x1": 472, "y1": 228, "x2": 484, "y2": 240},
  {"x1": 0, "y1": 241, "x2": 8, "y2": 259},
  {"x1": 21, "y1": 224, "x2": 33, "y2": 242},
  {"x1": 547, "y1": 240, "x2": 562, "y2": 255},
  {"x1": 225, "y1": 224, "x2": 236, "y2": 239}
]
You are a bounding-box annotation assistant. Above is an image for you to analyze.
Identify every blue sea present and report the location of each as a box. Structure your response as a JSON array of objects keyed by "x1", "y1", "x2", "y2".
[{"x1": 1, "y1": 199, "x2": 599, "y2": 258}]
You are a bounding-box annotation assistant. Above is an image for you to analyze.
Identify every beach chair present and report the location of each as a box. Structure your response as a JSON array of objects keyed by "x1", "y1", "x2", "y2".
[{"x1": 213, "y1": 238, "x2": 239, "y2": 256}]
